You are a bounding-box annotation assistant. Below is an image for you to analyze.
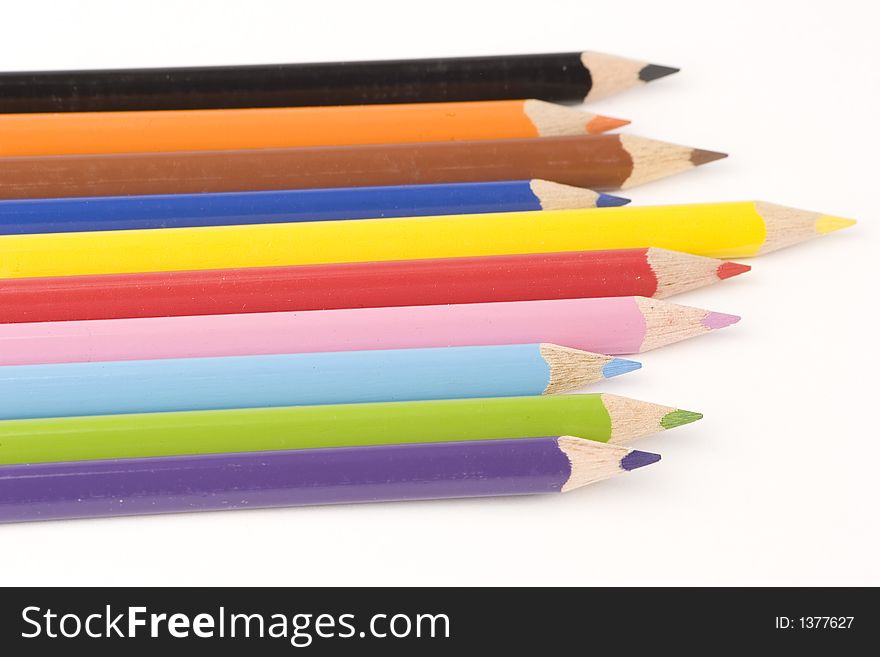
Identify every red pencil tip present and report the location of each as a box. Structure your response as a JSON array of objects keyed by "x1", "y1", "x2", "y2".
[{"x1": 716, "y1": 261, "x2": 751, "y2": 280}]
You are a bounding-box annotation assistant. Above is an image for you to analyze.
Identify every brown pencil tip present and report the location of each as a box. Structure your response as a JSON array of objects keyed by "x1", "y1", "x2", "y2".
[
  {"x1": 690, "y1": 148, "x2": 728, "y2": 166},
  {"x1": 585, "y1": 115, "x2": 631, "y2": 134},
  {"x1": 716, "y1": 261, "x2": 751, "y2": 280}
]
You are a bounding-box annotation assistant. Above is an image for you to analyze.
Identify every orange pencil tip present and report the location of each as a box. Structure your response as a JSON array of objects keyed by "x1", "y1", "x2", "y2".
[
  {"x1": 586, "y1": 115, "x2": 631, "y2": 134},
  {"x1": 716, "y1": 261, "x2": 751, "y2": 280}
]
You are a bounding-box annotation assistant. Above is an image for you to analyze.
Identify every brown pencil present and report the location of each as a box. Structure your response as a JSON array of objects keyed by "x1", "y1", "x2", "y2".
[{"x1": 0, "y1": 135, "x2": 725, "y2": 199}]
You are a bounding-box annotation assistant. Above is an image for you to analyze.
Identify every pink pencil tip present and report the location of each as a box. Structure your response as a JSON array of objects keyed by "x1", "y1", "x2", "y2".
[{"x1": 703, "y1": 311, "x2": 740, "y2": 330}]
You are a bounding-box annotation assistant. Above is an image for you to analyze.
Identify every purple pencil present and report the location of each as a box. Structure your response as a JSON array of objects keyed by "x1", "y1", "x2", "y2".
[{"x1": 0, "y1": 437, "x2": 659, "y2": 523}]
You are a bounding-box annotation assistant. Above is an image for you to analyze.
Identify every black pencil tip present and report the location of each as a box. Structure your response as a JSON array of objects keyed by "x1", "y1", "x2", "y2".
[{"x1": 638, "y1": 64, "x2": 680, "y2": 83}]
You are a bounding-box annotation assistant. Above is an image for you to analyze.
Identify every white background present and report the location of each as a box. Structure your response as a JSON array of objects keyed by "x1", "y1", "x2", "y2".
[{"x1": 0, "y1": 0, "x2": 877, "y2": 586}]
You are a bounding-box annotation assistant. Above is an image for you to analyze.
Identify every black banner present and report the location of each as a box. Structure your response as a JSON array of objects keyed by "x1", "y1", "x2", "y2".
[{"x1": 0, "y1": 587, "x2": 872, "y2": 654}]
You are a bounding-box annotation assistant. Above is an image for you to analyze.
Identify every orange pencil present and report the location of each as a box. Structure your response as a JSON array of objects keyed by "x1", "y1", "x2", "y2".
[{"x1": 0, "y1": 100, "x2": 628, "y2": 156}]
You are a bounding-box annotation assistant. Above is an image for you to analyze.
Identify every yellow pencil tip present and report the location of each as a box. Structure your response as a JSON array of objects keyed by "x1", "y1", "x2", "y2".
[{"x1": 816, "y1": 215, "x2": 857, "y2": 234}]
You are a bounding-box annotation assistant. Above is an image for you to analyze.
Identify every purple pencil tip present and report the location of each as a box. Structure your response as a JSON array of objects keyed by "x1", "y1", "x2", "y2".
[{"x1": 620, "y1": 450, "x2": 661, "y2": 471}]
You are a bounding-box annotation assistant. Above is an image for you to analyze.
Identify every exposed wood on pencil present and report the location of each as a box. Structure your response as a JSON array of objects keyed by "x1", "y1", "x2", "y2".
[
  {"x1": 646, "y1": 248, "x2": 750, "y2": 298},
  {"x1": 0, "y1": 51, "x2": 679, "y2": 113},
  {"x1": 529, "y1": 180, "x2": 615, "y2": 211},
  {"x1": 0, "y1": 135, "x2": 727, "y2": 199},
  {"x1": 523, "y1": 100, "x2": 627, "y2": 137},
  {"x1": 558, "y1": 437, "x2": 659, "y2": 492},
  {"x1": 635, "y1": 297, "x2": 739, "y2": 352},
  {"x1": 620, "y1": 134, "x2": 725, "y2": 188},
  {"x1": 580, "y1": 52, "x2": 678, "y2": 101},
  {"x1": 755, "y1": 201, "x2": 857, "y2": 254},
  {"x1": 541, "y1": 344, "x2": 638, "y2": 395},
  {"x1": 601, "y1": 394, "x2": 702, "y2": 444}
]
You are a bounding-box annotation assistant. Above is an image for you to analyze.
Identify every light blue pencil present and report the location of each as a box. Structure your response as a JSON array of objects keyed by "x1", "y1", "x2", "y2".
[{"x1": 0, "y1": 343, "x2": 639, "y2": 420}]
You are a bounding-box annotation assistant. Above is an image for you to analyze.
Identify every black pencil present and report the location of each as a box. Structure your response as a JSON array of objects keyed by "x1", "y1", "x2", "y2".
[{"x1": 0, "y1": 51, "x2": 679, "y2": 113}]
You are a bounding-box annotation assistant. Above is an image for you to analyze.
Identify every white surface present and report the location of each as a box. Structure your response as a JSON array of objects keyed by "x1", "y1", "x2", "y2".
[{"x1": 0, "y1": 0, "x2": 877, "y2": 586}]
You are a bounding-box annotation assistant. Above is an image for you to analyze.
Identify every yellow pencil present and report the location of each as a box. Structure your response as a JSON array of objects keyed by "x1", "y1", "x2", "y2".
[{"x1": 0, "y1": 201, "x2": 855, "y2": 279}]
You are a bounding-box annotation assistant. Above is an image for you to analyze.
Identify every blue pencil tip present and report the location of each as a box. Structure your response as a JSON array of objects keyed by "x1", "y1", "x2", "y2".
[
  {"x1": 596, "y1": 193, "x2": 631, "y2": 208},
  {"x1": 620, "y1": 450, "x2": 662, "y2": 471},
  {"x1": 602, "y1": 357, "x2": 642, "y2": 378}
]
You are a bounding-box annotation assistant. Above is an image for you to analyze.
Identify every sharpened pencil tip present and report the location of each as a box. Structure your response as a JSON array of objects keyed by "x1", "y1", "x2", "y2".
[
  {"x1": 638, "y1": 64, "x2": 680, "y2": 82},
  {"x1": 716, "y1": 261, "x2": 751, "y2": 280},
  {"x1": 596, "y1": 193, "x2": 631, "y2": 208},
  {"x1": 620, "y1": 449, "x2": 662, "y2": 471},
  {"x1": 586, "y1": 115, "x2": 631, "y2": 134},
  {"x1": 660, "y1": 410, "x2": 703, "y2": 430},
  {"x1": 602, "y1": 357, "x2": 642, "y2": 378},
  {"x1": 703, "y1": 311, "x2": 740, "y2": 330},
  {"x1": 815, "y1": 215, "x2": 857, "y2": 235},
  {"x1": 690, "y1": 148, "x2": 728, "y2": 166}
]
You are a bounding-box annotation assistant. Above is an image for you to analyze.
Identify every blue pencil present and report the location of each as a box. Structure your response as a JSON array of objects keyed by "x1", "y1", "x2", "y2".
[
  {"x1": 0, "y1": 180, "x2": 628, "y2": 235},
  {"x1": 0, "y1": 344, "x2": 639, "y2": 420}
]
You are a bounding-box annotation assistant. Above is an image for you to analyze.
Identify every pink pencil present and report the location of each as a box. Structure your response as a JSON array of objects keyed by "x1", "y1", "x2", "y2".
[{"x1": 0, "y1": 297, "x2": 739, "y2": 365}]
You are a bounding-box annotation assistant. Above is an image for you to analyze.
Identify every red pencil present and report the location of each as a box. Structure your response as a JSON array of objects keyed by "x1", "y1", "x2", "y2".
[{"x1": 0, "y1": 248, "x2": 749, "y2": 323}]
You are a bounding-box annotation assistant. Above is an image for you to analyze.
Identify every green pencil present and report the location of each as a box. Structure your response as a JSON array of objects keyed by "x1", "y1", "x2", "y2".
[{"x1": 0, "y1": 394, "x2": 701, "y2": 465}]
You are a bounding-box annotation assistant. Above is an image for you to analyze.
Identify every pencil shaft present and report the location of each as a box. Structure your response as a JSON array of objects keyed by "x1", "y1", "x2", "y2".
[
  {"x1": 0, "y1": 345, "x2": 567, "y2": 419},
  {"x1": 0, "y1": 439, "x2": 572, "y2": 523},
  {"x1": 0, "y1": 395, "x2": 614, "y2": 465},
  {"x1": 0, "y1": 202, "x2": 770, "y2": 278},
  {"x1": 0, "y1": 135, "x2": 669, "y2": 199},
  {"x1": 0, "y1": 52, "x2": 638, "y2": 112},
  {"x1": 0, "y1": 101, "x2": 620, "y2": 156},
  {"x1": 0, "y1": 297, "x2": 675, "y2": 365},
  {"x1": 0, "y1": 182, "x2": 616, "y2": 235},
  {"x1": 0, "y1": 250, "x2": 664, "y2": 323}
]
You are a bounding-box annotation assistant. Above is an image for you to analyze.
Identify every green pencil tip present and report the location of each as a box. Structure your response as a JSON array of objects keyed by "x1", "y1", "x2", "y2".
[{"x1": 661, "y1": 409, "x2": 703, "y2": 429}]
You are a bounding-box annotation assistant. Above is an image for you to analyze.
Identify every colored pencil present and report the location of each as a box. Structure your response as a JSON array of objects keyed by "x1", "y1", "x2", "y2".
[
  {"x1": 0, "y1": 438, "x2": 661, "y2": 523},
  {"x1": 0, "y1": 181, "x2": 627, "y2": 236},
  {"x1": 0, "y1": 135, "x2": 725, "y2": 199},
  {"x1": 0, "y1": 393, "x2": 700, "y2": 465},
  {"x1": 0, "y1": 51, "x2": 678, "y2": 113},
  {"x1": 0, "y1": 249, "x2": 747, "y2": 324},
  {"x1": 0, "y1": 201, "x2": 850, "y2": 280},
  {"x1": 0, "y1": 101, "x2": 629, "y2": 157},
  {"x1": 0, "y1": 344, "x2": 641, "y2": 420},
  {"x1": 0, "y1": 297, "x2": 738, "y2": 366}
]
